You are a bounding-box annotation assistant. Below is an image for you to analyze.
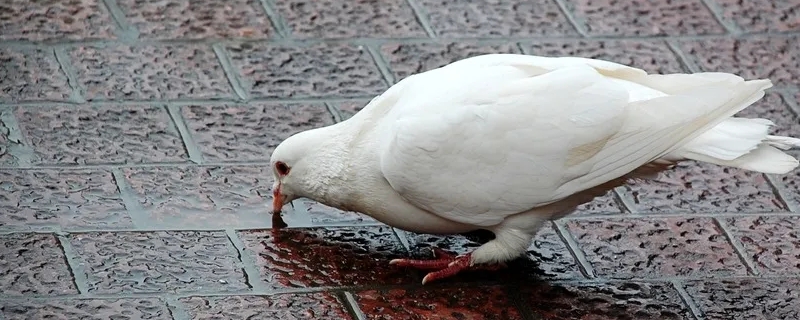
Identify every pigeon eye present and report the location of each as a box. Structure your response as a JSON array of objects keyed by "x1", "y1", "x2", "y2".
[{"x1": 275, "y1": 161, "x2": 290, "y2": 176}]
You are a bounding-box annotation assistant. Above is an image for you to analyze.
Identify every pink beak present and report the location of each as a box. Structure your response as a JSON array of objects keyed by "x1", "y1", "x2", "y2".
[{"x1": 272, "y1": 184, "x2": 284, "y2": 214}]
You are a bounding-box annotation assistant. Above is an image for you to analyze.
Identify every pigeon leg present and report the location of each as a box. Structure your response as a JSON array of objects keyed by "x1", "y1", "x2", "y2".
[
  {"x1": 389, "y1": 248, "x2": 507, "y2": 284},
  {"x1": 391, "y1": 222, "x2": 540, "y2": 284}
]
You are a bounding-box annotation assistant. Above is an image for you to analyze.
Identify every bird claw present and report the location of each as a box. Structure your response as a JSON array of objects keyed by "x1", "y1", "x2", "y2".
[{"x1": 389, "y1": 247, "x2": 507, "y2": 284}]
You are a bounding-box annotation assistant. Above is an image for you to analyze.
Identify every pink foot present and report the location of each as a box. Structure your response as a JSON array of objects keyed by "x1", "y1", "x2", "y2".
[{"x1": 389, "y1": 248, "x2": 505, "y2": 284}]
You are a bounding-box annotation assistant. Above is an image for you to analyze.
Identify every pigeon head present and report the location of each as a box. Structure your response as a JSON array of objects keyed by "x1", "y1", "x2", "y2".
[{"x1": 268, "y1": 125, "x2": 349, "y2": 214}]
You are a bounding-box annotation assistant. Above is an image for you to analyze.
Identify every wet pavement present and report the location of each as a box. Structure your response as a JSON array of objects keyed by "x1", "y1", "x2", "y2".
[{"x1": 1, "y1": 0, "x2": 800, "y2": 319}]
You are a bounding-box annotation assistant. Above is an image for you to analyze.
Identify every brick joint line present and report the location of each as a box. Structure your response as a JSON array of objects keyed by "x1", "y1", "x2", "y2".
[
  {"x1": 53, "y1": 48, "x2": 87, "y2": 104},
  {"x1": 552, "y1": 0, "x2": 590, "y2": 37},
  {"x1": 699, "y1": 0, "x2": 743, "y2": 35},
  {"x1": 163, "y1": 296, "x2": 191, "y2": 320},
  {"x1": 552, "y1": 220, "x2": 595, "y2": 279},
  {"x1": 100, "y1": 0, "x2": 140, "y2": 42},
  {"x1": 165, "y1": 104, "x2": 205, "y2": 164},
  {"x1": 712, "y1": 217, "x2": 761, "y2": 276},
  {"x1": 666, "y1": 40, "x2": 703, "y2": 73},
  {"x1": 258, "y1": 0, "x2": 291, "y2": 38},
  {"x1": 365, "y1": 44, "x2": 396, "y2": 86},
  {"x1": 764, "y1": 173, "x2": 799, "y2": 213},
  {"x1": 211, "y1": 44, "x2": 251, "y2": 102},
  {"x1": 56, "y1": 234, "x2": 92, "y2": 295},
  {"x1": 612, "y1": 186, "x2": 639, "y2": 214},
  {"x1": 404, "y1": 0, "x2": 438, "y2": 38},
  {"x1": 110, "y1": 168, "x2": 151, "y2": 229},
  {"x1": 224, "y1": 229, "x2": 269, "y2": 293},
  {"x1": 324, "y1": 102, "x2": 344, "y2": 123},
  {"x1": 0, "y1": 106, "x2": 35, "y2": 167},
  {"x1": 340, "y1": 291, "x2": 368, "y2": 320},
  {"x1": 670, "y1": 280, "x2": 705, "y2": 320}
]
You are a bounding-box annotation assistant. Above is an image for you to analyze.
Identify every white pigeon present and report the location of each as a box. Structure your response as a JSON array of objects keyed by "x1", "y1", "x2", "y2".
[{"x1": 269, "y1": 54, "x2": 800, "y2": 284}]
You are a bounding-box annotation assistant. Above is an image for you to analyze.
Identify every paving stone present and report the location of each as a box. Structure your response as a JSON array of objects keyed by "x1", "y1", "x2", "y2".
[
  {"x1": 334, "y1": 99, "x2": 371, "y2": 120},
  {"x1": 574, "y1": 191, "x2": 624, "y2": 215},
  {"x1": 238, "y1": 226, "x2": 415, "y2": 288},
  {"x1": 568, "y1": 217, "x2": 748, "y2": 278},
  {"x1": 275, "y1": 0, "x2": 425, "y2": 38},
  {"x1": 380, "y1": 42, "x2": 520, "y2": 82},
  {"x1": 0, "y1": 0, "x2": 115, "y2": 41},
  {"x1": 180, "y1": 293, "x2": 352, "y2": 319},
  {"x1": 621, "y1": 161, "x2": 783, "y2": 214},
  {"x1": 0, "y1": 115, "x2": 19, "y2": 167},
  {"x1": 117, "y1": 0, "x2": 274, "y2": 39},
  {"x1": 523, "y1": 40, "x2": 686, "y2": 74},
  {"x1": 0, "y1": 169, "x2": 131, "y2": 231},
  {"x1": 521, "y1": 281, "x2": 691, "y2": 320},
  {"x1": 303, "y1": 199, "x2": 378, "y2": 226},
  {"x1": 417, "y1": 0, "x2": 577, "y2": 37},
  {"x1": 227, "y1": 43, "x2": 387, "y2": 98},
  {"x1": 736, "y1": 92, "x2": 800, "y2": 137},
  {"x1": 70, "y1": 44, "x2": 233, "y2": 100},
  {"x1": 724, "y1": 216, "x2": 800, "y2": 275},
  {"x1": 711, "y1": 0, "x2": 800, "y2": 33},
  {"x1": 563, "y1": 0, "x2": 725, "y2": 36},
  {"x1": 0, "y1": 233, "x2": 77, "y2": 296},
  {"x1": 182, "y1": 103, "x2": 334, "y2": 161},
  {"x1": 17, "y1": 105, "x2": 188, "y2": 165},
  {"x1": 355, "y1": 286, "x2": 523, "y2": 320},
  {"x1": 403, "y1": 225, "x2": 582, "y2": 281},
  {"x1": 684, "y1": 278, "x2": 800, "y2": 319},
  {"x1": 0, "y1": 298, "x2": 171, "y2": 320},
  {"x1": 69, "y1": 231, "x2": 248, "y2": 294},
  {"x1": 679, "y1": 36, "x2": 800, "y2": 88},
  {"x1": 0, "y1": 49, "x2": 71, "y2": 103},
  {"x1": 122, "y1": 166, "x2": 294, "y2": 229}
]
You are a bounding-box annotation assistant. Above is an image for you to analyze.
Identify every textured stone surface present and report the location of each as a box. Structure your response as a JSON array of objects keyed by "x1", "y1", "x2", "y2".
[
  {"x1": 303, "y1": 199, "x2": 378, "y2": 226},
  {"x1": 522, "y1": 281, "x2": 690, "y2": 320},
  {"x1": 684, "y1": 278, "x2": 800, "y2": 319},
  {"x1": 122, "y1": 166, "x2": 290, "y2": 229},
  {"x1": 356, "y1": 286, "x2": 523, "y2": 320},
  {"x1": 725, "y1": 216, "x2": 800, "y2": 275},
  {"x1": 0, "y1": 298, "x2": 172, "y2": 320},
  {"x1": 737, "y1": 92, "x2": 800, "y2": 137},
  {"x1": 0, "y1": 115, "x2": 19, "y2": 167},
  {"x1": 403, "y1": 225, "x2": 582, "y2": 281},
  {"x1": 564, "y1": 0, "x2": 725, "y2": 36},
  {"x1": 575, "y1": 191, "x2": 623, "y2": 215},
  {"x1": 275, "y1": 0, "x2": 425, "y2": 38},
  {"x1": 380, "y1": 42, "x2": 519, "y2": 81},
  {"x1": 0, "y1": 0, "x2": 115, "y2": 41},
  {"x1": 0, "y1": 49, "x2": 71, "y2": 102},
  {"x1": 69, "y1": 231, "x2": 248, "y2": 293},
  {"x1": 335, "y1": 100, "x2": 371, "y2": 120},
  {"x1": 0, "y1": 169, "x2": 131, "y2": 230},
  {"x1": 70, "y1": 45, "x2": 233, "y2": 100},
  {"x1": 418, "y1": 0, "x2": 577, "y2": 37},
  {"x1": 712, "y1": 0, "x2": 800, "y2": 33},
  {"x1": 227, "y1": 43, "x2": 387, "y2": 98},
  {"x1": 182, "y1": 103, "x2": 334, "y2": 161},
  {"x1": 0, "y1": 233, "x2": 77, "y2": 296},
  {"x1": 180, "y1": 293, "x2": 352, "y2": 319},
  {"x1": 524, "y1": 40, "x2": 686, "y2": 73},
  {"x1": 117, "y1": 0, "x2": 274, "y2": 39},
  {"x1": 568, "y1": 218, "x2": 747, "y2": 278},
  {"x1": 622, "y1": 161, "x2": 783, "y2": 214},
  {"x1": 238, "y1": 227, "x2": 414, "y2": 288},
  {"x1": 17, "y1": 105, "x2": 188, "y2": 165},
  {"x1": 680, "y1": 37, "x2": 800, "y2": 88}
]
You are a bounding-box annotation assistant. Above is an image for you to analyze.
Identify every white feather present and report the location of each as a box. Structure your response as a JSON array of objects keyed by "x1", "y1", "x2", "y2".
[{"x1": 269, "y1": 53, "x2": 800, "y2": 268}]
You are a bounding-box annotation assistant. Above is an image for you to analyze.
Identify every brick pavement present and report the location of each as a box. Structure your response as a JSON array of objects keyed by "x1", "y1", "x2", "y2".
[{"x1": 1, "y1": 0, "x2": 800, "y2": 319}]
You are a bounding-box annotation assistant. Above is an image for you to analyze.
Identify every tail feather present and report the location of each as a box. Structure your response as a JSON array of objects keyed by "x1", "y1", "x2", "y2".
[{"x1": 673, "y1": 117, "x2": 800, "y2": 174}]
